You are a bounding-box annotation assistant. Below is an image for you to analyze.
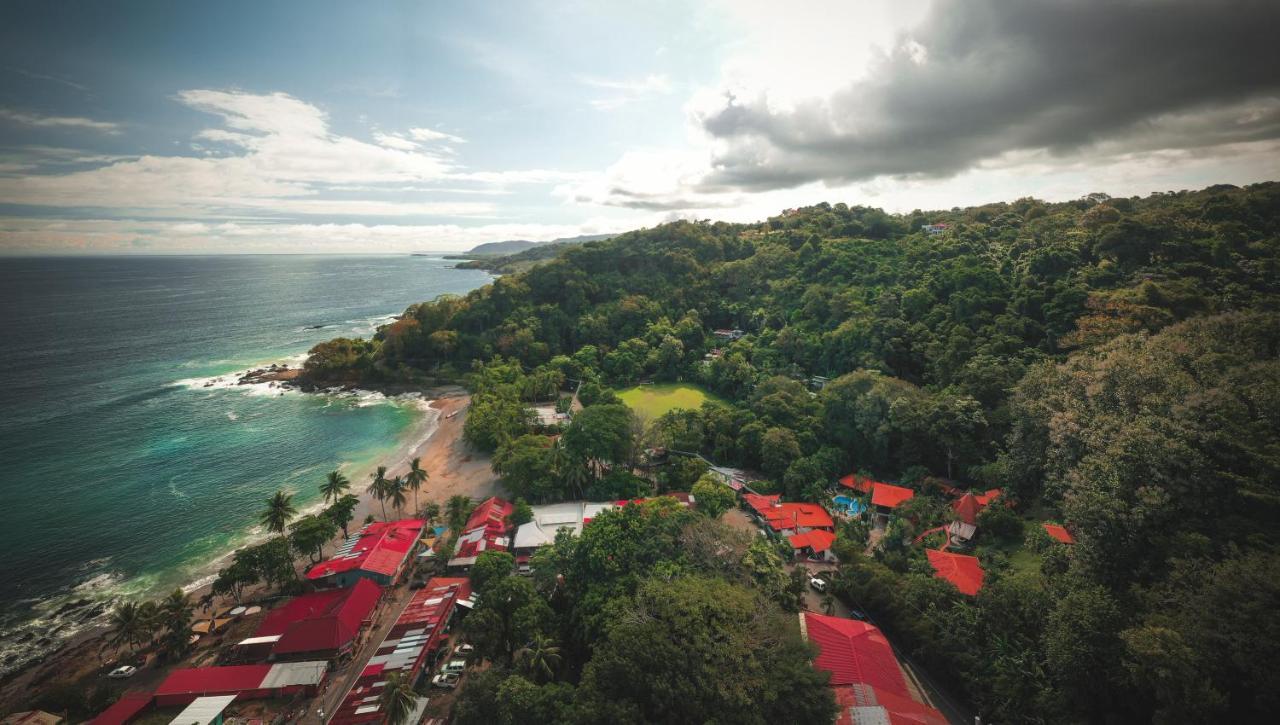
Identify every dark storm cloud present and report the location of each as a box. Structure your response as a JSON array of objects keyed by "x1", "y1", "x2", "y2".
[{"x1": 696, "y1": 0, "x2": 1280, "y2": 191}]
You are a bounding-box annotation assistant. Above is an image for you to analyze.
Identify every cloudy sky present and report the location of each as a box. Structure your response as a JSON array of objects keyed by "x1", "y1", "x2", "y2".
[{"x1": 1, "y1": 0, "x2": 1278, "y2": 254}]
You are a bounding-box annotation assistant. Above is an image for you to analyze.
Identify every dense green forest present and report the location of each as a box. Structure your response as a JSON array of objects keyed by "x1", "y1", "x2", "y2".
[{"x1": 307, "y1": 183, "x2": 1280, "y2": 722}]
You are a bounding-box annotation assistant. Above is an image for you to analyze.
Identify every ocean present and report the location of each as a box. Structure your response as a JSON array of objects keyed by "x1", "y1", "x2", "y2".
[{"x1": 0, "y1": 254, "x2": 489, "y2": 675}]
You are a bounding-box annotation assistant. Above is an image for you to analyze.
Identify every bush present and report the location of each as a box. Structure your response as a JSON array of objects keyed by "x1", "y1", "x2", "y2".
[{"x1": 978, "y1": 504, "x2": 1023, "y2": 544}]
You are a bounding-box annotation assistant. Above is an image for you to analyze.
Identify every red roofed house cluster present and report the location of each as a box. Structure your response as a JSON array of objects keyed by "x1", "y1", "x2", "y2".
[
  {"x1": 243, "y1": 577, "x2": 382, "y2": 661},
  {"x1": 448, "y1": 496, "x2": 513, "y2": 569},
  {"x1": 153, "y1": 661, "x2": 329, "y2": 707},
  {"x1": 947, "y1": 488, "x2": 1002, "y2": 543},
  {"x1": 743, "y1": 493, "x2": 838, "y2": 561},
  {"x1": 306, "y1": 519, "x2": 425, "y2": 588},
  {"x1": 330, "y1": 577, "x2": 475, "y2": 724},
  {"x1": 801, "y1": 611, "x2": 947, "y2": 725}
]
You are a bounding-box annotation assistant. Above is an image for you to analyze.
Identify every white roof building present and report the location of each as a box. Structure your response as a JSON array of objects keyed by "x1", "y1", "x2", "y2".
[
  {"x1": 169, "y1": 695, "x2": 236, "y2": 725},
  {"x1": 513, "y1": 501, "x2": 617, "y2": 551}
]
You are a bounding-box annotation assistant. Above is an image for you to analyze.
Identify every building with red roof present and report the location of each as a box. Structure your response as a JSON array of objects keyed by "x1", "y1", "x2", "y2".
[
  {"x1": 801, "y1": 612, "x2": 946, "y2": 725},
  {"x1": 926, "y1": 549, "x2": 985, "y2": 596},
  {"x1": 88, "y1": 693, "x2": 153, "y2": 725},
  {"x1": 871, "y1": 483, "x2": 915, "y2": 511},
  {"x1": 789, "y1": 529, "x2": 838, "y2": 561},
  {"x1": 1042, "y1": 523, "x2": 1075, "y2": 544},
  {"x1": 330, "y1": 578, "x2": 474, "y2": 724},
  {"x1": 974, "y1": 488, "x2": 1002, "y2": 506},
  {"x1": 248, "y1": 578, "x2": 381, "y2": 660},
  {"x1": 448, "y1": 497, "x2": 513, "y2": 569},
  {"x1": 152, "y1": 662, "x2": 327, "y2": 707},
  {"x1": 743, "y1": 493, "x2": 834, "y2": 533},
  {"x1": 838, "y1": 474, "x2": 878, "y2": 495},
  {"x1": 305, "y1": 519, "x2": 425, "y2": 587}
]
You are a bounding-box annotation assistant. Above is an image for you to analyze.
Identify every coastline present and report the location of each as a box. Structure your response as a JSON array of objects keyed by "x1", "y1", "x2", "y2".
[{"x1": 0, "y1": 390, "x2": 501, "y2": 710}]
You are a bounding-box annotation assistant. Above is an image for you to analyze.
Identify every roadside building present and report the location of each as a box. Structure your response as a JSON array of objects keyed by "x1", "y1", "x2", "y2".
[
  {"x1": 789, "y1": 529, "x2": 838, "y2": 562},
  {"x1": 168, "y1": 695, "x2": 236, "y2": 725},
  {"x1": 800, "y1": 611, "x2": 947, "y2": 725},
  {"x1": 329, "y1": 578, "x2": 475, "y2": 725},
  {"x1": 152, "y1": 662, "x2": 327, "y2": 707},
  {"x1": 305, "y1": 519, "x2": 425, "y2": 588},
  {"x1": 241, "y1": 578, "x2": 382, "y2": 661},
  {"x1": 447, "y1": 497, "x2": 513, "y2": 569},
  {"x1": 926, "y1": 549, "x2": 985, "y2": 596}
]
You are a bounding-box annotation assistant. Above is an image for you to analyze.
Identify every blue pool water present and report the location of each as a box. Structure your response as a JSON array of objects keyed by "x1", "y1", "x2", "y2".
[{"x1": 833, "y1": 495, "x2": 867, "y2": 515}]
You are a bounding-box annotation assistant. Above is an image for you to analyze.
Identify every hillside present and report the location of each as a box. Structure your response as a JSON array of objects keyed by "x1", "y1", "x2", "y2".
[
  {"x1": 306, "y1": 182, "x2": 1280, "y2": 722},
  {"x1": 453, "y1": 233, "x2": 615, "y2": 270}
]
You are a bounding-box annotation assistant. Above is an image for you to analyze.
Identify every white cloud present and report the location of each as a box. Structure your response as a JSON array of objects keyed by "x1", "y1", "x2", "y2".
[
  {"x1": 0, "y1": 109, "x2": 121, "y2": 134},
  {"x1": 409, "y1": 127, "x2": 467, "y2": 144},
  {"x1": 578, "y1": 73, "x2": 673, "y2": 111}
]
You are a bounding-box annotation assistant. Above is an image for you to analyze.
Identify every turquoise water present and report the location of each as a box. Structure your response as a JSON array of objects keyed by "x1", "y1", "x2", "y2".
[
  {"x1": 833, "y1": 495, "x2": 867, "y2": 516},
  {"x1": 0, "y1": 255, "x2": 489, "y2": 674}
]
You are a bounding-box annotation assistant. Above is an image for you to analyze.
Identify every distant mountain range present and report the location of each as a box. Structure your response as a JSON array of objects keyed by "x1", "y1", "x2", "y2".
[{"x1": 464, "y1": 233, "x2": 614, "y2": 257}]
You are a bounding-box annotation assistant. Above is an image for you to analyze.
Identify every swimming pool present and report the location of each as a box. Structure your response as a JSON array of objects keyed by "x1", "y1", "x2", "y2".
[{"x1": 832, "y1": 495, "x2": 867, "y2": 516}]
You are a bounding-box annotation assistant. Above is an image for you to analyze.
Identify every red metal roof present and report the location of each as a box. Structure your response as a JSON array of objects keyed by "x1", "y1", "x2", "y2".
[
  {"x1": 451, "y1": 497, "x2": 513, "y2": 562},
  {"x1": 89, "y1": 692, "x2": 153, "y2": 725},
  {"x1": 762, "y1": 503, "x2": 835, "y2": 531},
  {"x1": 155, "y1": 664, "x2": 273, "y2": 698},
  {"x1": 926, "y1": 549, "x2": 985, "y2": 595},
  {"x1": 803, "y1": 612, "x2": 908, "y2": 694},
  {"x1": 871, "y1": 484, "x2": 915, "y2": 509},
  {"x1": 951, "y1": 493, "x2": 984, "y2": 525},
  {"x1": 833, "y1": 684, "x2": 948, "y2": 725},
  {"x1": 743, "y1": 493, "x2": 782, "y2": 516},
  {"x1": 261, "y1": 578, "x2": 381, "y2": 655},
  {"x1": 974, "y1": 488, "x2": 1002, "y2": 506},
  {"x1": 1042, "y1": 523, "x2": 1075, "y2": 544},
  {"x1": 305, "y1": 519, "x2": 424, "y2": 580},
  {"x1": 789, "y1": 529, "x2": 837, "y2": 552},
  {"x1": 838, "y1": 474, "x2": 877, "y2": 494}
]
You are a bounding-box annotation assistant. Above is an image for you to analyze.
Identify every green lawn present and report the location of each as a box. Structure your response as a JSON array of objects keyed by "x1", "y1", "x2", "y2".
[{"x1": 617, "y1": 383, "x2": 720, "y2": 419}]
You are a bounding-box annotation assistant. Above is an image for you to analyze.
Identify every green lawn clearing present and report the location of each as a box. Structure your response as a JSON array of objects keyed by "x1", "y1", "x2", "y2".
[{"x1": 616, "y1": 383, "x2": 721, "y2": 419}]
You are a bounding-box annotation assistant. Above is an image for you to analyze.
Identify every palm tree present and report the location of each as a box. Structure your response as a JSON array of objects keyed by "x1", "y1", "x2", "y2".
[
  {"x1": 367, "y1": 466, "x2": 391, "y2": 520},
  {"x1": 562, "y1": 457, "x2": 590, "y2": 499},
  {"x1": 445, "y1": 495, "x2": 472, "y2": 532},
  {"x1": 421, "y1": 500, "x2": 441, "y2": 525},
  {"x1": 108, "y1": 601, "x2": 147, "y2": 652},
  {"x1": 548, "y1": 438, "x2": 568, "y2": 475},
  {"x1": 160, "y1": 589, "x2": 194, "y2": 655},
  {"x1": 405, "y1": 457, "x2": 428, "y2": 514},
  {"x1": 260, "y1": 490, "x2": 296, "y2": 535},
  {"x1": 388, "y1": 476, "x2": 408, "y2": 519},
  {"x1": 320, "y1": 469, "x2": 350, "y2": 504},
  {"x1": 515, "y1": 633, "x2": 562, "y2": 683},
  {"x1": 378, "y1": 671, "x2": 418, "y2": 725},
  {"x1": 821, "y1": 593, "x2": 836, "y2": 616}
]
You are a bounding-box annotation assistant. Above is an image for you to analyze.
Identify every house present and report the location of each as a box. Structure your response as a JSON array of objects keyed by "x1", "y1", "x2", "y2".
[
  {"x1": 926, "y1": 549, "x2": 985, "y2": 596},
  {"x1": 152, "y1": 662, "x2": 328, "y2": 707},
  {"x1": 800, "y1": 612, "x2": 947, "y2": 725},
  {"x1": 244, "y1": 578, "x2": 381, "y2": 661},
  {"x1": 1042, "y1": 523, "x2": 1075, "y2": 544},
  {"x1": 305, "y1": 519, "x2": 425, "y2": 587},
  {"x1": 329, "y1": 578, "x2": 474, "y2": 725},
  {"x1": 169, "y1": 696, "x2": 236, "y2": 725},
  {"x1": 870, "y1": 484, "x2": 915, "y2": 523},
  {"x1": 448, "y1": 497, "x2": 513, "y2": 569},
  {"x1": 88, "y1": 693, "x2": 153, "y2": 725},
  {"x1": 713, "y1": 328, "x2": 745, "y2": 340},
  {"x1": 512, "y1": 500, "x2": 617, "y2": 568},
  {"x1": 921, "y1": 223, "x2": 949, "y2": 235},
  {"x1": 789, "y1": 529, "x2": 838, "y2": 562},
  {"x1": 838, "y1": 474, "x2": 880, "y2": 495},
  {"x1": 743, "y1": 493, "x2": 835, "y2": 536}
]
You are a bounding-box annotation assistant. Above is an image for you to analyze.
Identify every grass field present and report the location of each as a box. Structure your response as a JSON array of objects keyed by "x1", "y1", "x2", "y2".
[{"x1": 617, "y1": 383, "x2": 720, "y2": 419}]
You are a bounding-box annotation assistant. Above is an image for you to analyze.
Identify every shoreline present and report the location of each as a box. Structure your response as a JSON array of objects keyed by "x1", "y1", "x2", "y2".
[{"x1": 0, "y1": 390, "x2": 501, "y2": 711}]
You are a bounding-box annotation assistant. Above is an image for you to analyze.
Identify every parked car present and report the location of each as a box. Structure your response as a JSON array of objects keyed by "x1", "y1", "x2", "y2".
[
  {"x1": 453, "y1": 643, "x2": 475, "y2": 656},
  {"x1": 108, "y1": 665, "x2": 138, "y2": 679},
  {"x1": 441, "y1": 659, "x2": 467, "y2": 674},
  {"x1": 431, "y1": 672, "x2": 461, "y2": 689},
  {"x1": 809, "y1": 577, "x2": 827, "y2": 593}
]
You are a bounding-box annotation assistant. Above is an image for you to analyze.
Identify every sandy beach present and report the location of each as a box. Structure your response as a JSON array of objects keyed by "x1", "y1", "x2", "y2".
[{"x1": 0, "y1": 391, "x2": 502, "y2": 711}]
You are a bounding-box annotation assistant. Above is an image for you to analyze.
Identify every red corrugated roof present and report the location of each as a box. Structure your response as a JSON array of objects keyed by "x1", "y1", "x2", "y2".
[
  {"x1": 451, "y1": 498, "x2": 513, "y2": 562},
  {"x1": 789, "y1": 529, "x2": 837, "y2": 552},
  {"x1": 926, "y1": 549, "x2": 985, "y2": 595},
  {"x1": 1043, "y1": 523, "x2": 1075, "y2": 544},
  {"x1": 951, "y1": 493, "x2": 984, "y2": 525},
  {"x1": 974, "y1": 488, "x2": 1002, "y2": 506},
  {"x1": 838, "y1": 474, "x2": 877, "y2": 494},
  {"x1": 762, "y1": 503, "x2": 834, "y2": 531},
  {"x1": 871, "y1": 484, "x2": 914, "y2": 509},
  {"x1": 264, "y1": 578, "x2": 379, "y2": 655},
  {"x1": 742, "y1": 492, "x2": 781, "y2": 516},
  {"x1": 155, "y1": 664, "x2": 273, "y2": 697},
  {"x1": 89, "y1": 692, "x2": 153, "y2": 725},
  {"x1": 305, "y1": 519, "x2": 424, "y2": 580},
  {"x1": 833, "y1": 684, "x2": 949, "y2": 725},
  {"x1": 804, "y1": 613, "x2": 908, "y2": 694}
]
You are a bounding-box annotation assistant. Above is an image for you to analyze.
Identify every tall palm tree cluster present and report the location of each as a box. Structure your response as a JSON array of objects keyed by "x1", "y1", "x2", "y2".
[
  {"x1": 108, "y1": 588, "x2": 193, "y2": 659},
  {"x1": 366, "y1": 457, "x2": 432, "y2": 521}
]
